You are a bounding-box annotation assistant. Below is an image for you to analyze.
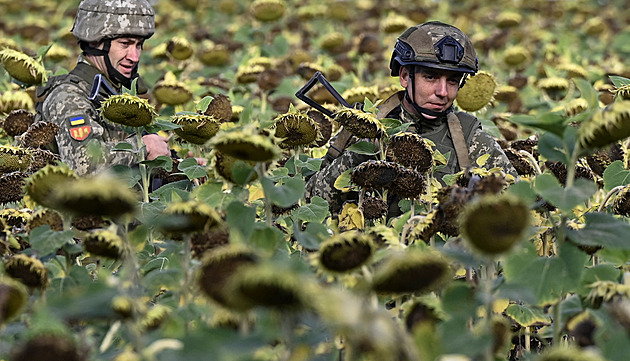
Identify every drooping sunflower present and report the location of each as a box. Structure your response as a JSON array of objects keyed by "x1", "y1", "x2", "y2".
[
  {"x1": 456, "y1": 71, "x2": 497, "y2": 112},
  {"x1": 460, "y1": 193, "x2": 530, "y2": 255},
  {"x1": 171, "y1": 113, "x2": 220, "y2": 145},
  {"x1": 0, "y1": 48, "x2": 47, "y2": 85},
  {"x1": 152, "y1": 72, "x2": 193, "y2": 106},
  {"x1": 351, "y1": 160, "x2": 398, "y2": 191},
  {"x1": 26, "y1": 209, "x2": 64, "y2": 232},
  {"x1": 203, "y1": 94, "x2": 233, "y2": 122},
  {"x1": 83, "y1": 229, "x2": 124, "y2": 260},
  {"x1": 2, "y1": 109, "x2": 34, "y2": 137},
  {"x1": 250, "y1": 0, "x2": 286, "y2": 22},
  {"x1": 27, "y1": 148, "x2": 60, "y2": 172},
  {"x1": 4, "y1": 254, "x2": 48, "y2": 289},
  {"x1": 388, "y1": 132, "x2": 434, "y2": 172},
  {"x1": 209, "y1": 128, "x2": 280, "y2": 162},
  {"x1": 213, "y1": 151, "x2": 257, "y2": 185},
  {"x1": 19, "y1": 121, "x2": 59, "y2": 148},
  {"x1": 502, "y1": 45, "x2": 530, "y2": 69},
  {"x1": 578, "y1": 100, "x2": 630, "y2": 149},
  {"x1": 100, "y1": 93, "x2": 156, "y2": 127},
  {"x1": 334, "y1": 108, "x2": 385, "y2": 139},
  {"x1": 158, "y1": 200, "x2": 222, "y2": 237},
  {"x1": 388, "y1": 165, "x2": 427, "y2": 200},
  {"x1": 0, "y1": 277, "x2": 28, "y2": 324},
  {"x1": 538, "y1": 76, "x2": 570, "y2": 101},
  {"x1": 0, "y1": 171, "x2": 26, "y2": 204},
  {"x1": 272, "y1": 109, "x2": 322, "y2": 148},
  {"x1": 24, "y1": 164, "x2": 77, "y2": 209},
  {"x1": 318, "y1": 231, "x2": 374, "y2": 273},
  {"x1": 166, "y1": 36, "x2": 194, "y2": 60},
  {"x1": 342, "y1": 85, "x2": 379, "y2": 105},
  {"x1": 198, "y1": 40, "x2": 230, "y2": 67},
  {"x1": 0, "y1": 145, "x2": 32, "y2": 173}
]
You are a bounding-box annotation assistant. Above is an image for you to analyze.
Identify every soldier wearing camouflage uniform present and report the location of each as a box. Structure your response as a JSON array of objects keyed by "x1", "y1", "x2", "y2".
[
  {"x1": 35, "y1": 0, "x2": 170, "y2": 176},
  {"x1": 305, "y1": 21, "x2": 518, "y2": 215}
]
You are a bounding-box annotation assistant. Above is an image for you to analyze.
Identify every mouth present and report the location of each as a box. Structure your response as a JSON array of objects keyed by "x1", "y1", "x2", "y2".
[
  {"x1": 426, "y1": 103, "x2": 446, "y2": 111},
  {"x1": 118, "y1": 63, "x2": 135, "y2": 75}
]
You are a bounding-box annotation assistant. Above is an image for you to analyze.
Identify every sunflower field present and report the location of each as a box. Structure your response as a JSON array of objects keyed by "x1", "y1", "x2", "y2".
[{"x1": 1, "y1": 0, "x2": 630, "y2": 360}]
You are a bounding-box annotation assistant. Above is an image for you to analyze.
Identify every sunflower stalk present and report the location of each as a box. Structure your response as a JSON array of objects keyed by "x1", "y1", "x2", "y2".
[
  {"x1": 256, "y1": 162, "x2": 273, "y2": 226},
  {"x1": 482, "y1": 258, "x2": 495, "y2": 361},
  {"x1": 136, "y1": 130, "x2": 150, "y2": 204}
]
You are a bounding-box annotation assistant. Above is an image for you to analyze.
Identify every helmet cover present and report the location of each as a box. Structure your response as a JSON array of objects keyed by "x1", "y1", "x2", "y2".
[{"x1": 72, "y1": 0, "x2": 155, "y2": 42}]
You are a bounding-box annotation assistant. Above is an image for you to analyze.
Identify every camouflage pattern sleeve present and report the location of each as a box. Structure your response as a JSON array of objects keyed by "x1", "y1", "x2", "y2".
[
  {"x1": 41, "y1": 82, "x2": 138, "y2": 176},
  {"x1": 305, "y1": 137, "x2": 374, "y2": 214},
  {"x1": 468, "y1": 128, "x2": 519, "y2": 179}
]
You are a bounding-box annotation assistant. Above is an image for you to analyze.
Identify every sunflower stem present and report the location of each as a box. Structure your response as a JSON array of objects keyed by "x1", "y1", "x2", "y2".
[
  {"x1": 181, "y1": 234, "x2": 192, "y2": 313},
  {"x1": 136, "y1": 130, "x2": 150, "y2": 204},
  {"x1": 598, "y1": 185, "x2": 625, "y2": 212},
  {"x1": 256, "y1": 162, "x2": 273, "y2": 227},
  {"x1": 483, "y1": 258, "x2": 495, "y2": 361}
]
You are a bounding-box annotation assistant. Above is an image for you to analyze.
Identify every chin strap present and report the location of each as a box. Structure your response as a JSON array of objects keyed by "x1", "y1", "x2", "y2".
[{"x1": 79, "y1": 39, "x2": 138, "y2": 89}]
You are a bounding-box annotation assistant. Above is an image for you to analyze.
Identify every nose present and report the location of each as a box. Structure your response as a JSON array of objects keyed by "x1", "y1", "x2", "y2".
[
  {"x1": 127, "y1": 46, "x2": 141, "y2": 63},
  {"x1": 435, "y1": 78, "x2": 448, "y2": 97}
]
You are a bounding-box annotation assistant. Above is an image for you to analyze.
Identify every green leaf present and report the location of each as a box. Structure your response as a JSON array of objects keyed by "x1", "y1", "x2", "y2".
[
  {"x1": 196, "y1": 95, "x2": 213, "y2": 113},
  {"x1": 260, "y1": 176, "x2": 305, "y2": 208},
  {"x1": 505, "y1": 304, "x2": 550, "y2": 327},
  {"x1": 294, "y1": 197, "x2": 330, "y2": 223},
  {"x1": 295, "y1": 157, "x2": 322, "y2": 173},
  {"x1": 573, "y1": 78, "x2": 600, "y2": 109},
  {"x1": 292, "y1": 221, "x2": 329, "y2": 251},
  {"x1": 334, "y1": 168, "x2": 352, "y2": 191},
  {"x1": 142, "y1": 118, "x2": 182, "y2": 133},
  {"x1": 509, "y1": 112, "x2": 566, "y2": 136},
  {"x1": 603, "y1": 160, "x2": 630, "y2": 192},
  {"x1": 577, "y1": 264, "x2": 621, "y2": 296},
  {"x1": 141, "y1": 155, "x2": 173, "y2": 172},
  {"x1": 177, "y1": 157, "x2": 208, "y2": 180},
  {"x1": 29, "y1": 226, "x2": 74, "y2": 257},
  {"x1": 566, "y1": 212, "x2": 630, "y2": 250},
  {"x1": 506, "y1": 179, "x2": 538, "y2": 204},
  {"x1": 37, "y1": 43, "x2": 54, "y2": 60},
  {"x1": 231, "y1": 160, "x2": 257, "y2": 185},
  {"x1": 226, "y1": 201, "x2": 256, "y2": 242},
  {"x1": 533, "y1": 174, "x2": 597, "y2": 212},
  {"x1": 345, "y1": 141, "x2": 378, "y2": 155},
  {"x1": 249, "y1": 223, "x2": 285, "y2": 253},
  {"x1": 609, "y1": 75, "x2": 630, "y2": 88},
  {"x1": 537, "y1": 132, "x2": 567, "y2": 163}
]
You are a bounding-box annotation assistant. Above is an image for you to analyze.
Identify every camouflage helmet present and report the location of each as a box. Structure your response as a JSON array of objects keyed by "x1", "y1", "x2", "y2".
[
  {"x1": 389, "y1": 21, "x2": 478, "y2": 76},
  {"x1": 72, "y1": 0, "x2": 155, "y2": 43}
]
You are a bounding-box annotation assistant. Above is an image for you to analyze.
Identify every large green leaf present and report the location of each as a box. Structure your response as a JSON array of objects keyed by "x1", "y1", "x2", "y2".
[
  {"x1": 603, "y1": 160, "x2": 630, "y2": 192},
  {"x1": 178, "y1": 157, "x2": 208, "y2": 180},
  {"x1": 292, "y1": 221, "x2": 330, "y2": 251},
  {"x1": 537, "y1": 132, "x2": 567, "y2": 164},
  {"x1": 293, "y1": 196, "x2": 330, "y2": 223},
  {"x1": 505, "y1": 304, "x2": 550, "y2": 327},
  {"x1": 226, "y1": 201, "x2": 256, "y2": 242},
  {"x1": 533, "y1": 174, "x2": 597, "y2": 212},
  {"x1": 509, "y1": 112, "x2": 566, "y2": 136},
  {"x1": 345, "y1": 141, "x2": 378, "y2": 155},
  {"x1": 566, "y1": 212, "x2": 630, "y2": 250},
  {"x1": 261, "y1": 176, "x2": 305, "y2": 208},
  {"x1": 29, "y1": 227, "x2": 75, "y2": 257}
]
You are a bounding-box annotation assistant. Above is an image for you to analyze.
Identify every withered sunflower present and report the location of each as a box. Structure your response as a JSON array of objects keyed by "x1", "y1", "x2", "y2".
[
  {"x1": 158, "y1": 200, "x2": 222, "y2": 237},
  {"x1": 0, "y1": 145, "x2": 32, "y2": 173},
  {"x1": 213, "y1": 151, "x2": 257, "y2": 184},
  {"x1": 190, "y1": 226, "x2": 230, "y2": 259},
  {"x1": 250, "y1": 0, "x2": 286, "y2": 22},
  {"x1": 307, "y1": 110, "x2": 333, "y2": 147},
  {"x1": 502, "y1": 46, "x2": 530, "y2": 68},
  {"x1": 2, "y1": 109, "x2": 34, "y2": 137},
  {"x1": 51, "y1": 173, "x2": 139, "y2": 217},
  {"x1": 612, "y1": 184, "x2": 630, "y2": 217},
  {"x1": 0, "y1": 171, "x2": 26, "y2": 204},
  {"x1": 460, "y1": 194, "x2": 530, "y2": 255},
  {"x1": 334, "y1": 108, "x2": 385, "y2": 139},
  {"x1": 166, "y1": 36, "x2": 194, "y2": 60},
  {"x1": 209, "y1": 129, "x2": 279, "y2": 162},
  {"x1": 19, "y1": 121, "x2": 59, "y2": 148},
  {"x1": 538, "y1": 77, "x2": 570, "y2": 101},
  {"x1": 83, "y1": 229, "x2": 124, "y2": 260},
  {"x1": 4, "y1": 253, "x2": 48, "y2": 289},
  {"x1": 203, "y1": 94, "x2": 233, "y2": 122},
  {"x1": 578, "y1": 100, "x2": 630, "y2": 149},
  {"x1": 26, "y1": 209, "x2": 64, "y2": 232},
  {"x1": 351, "y1": 160, "x2": 398, "y2": 191},
  {"x1": 388, "y1": 165, "x2": 427, "y2": 199},
  {"x1": 172, "y1": 113, "x2": 220, "y2": 145},
  {"x1": 100, "y1": 93, "x2": 156, "y2": 127},
  {"x1": 381, "y1": 14, "x2": 413, "y2": 34},
  {"x1": 27, "y1": 148, "x2": 60, "y2": 172},
  {"x1": 140, "y1": 304, "x2": 172, "y2": 331},
  {"x1": 388, "y1": 132, "x2": 434, "y2": 172},
  {"x1": 153, "y1": 72, "x2": 193, "y2": 106},
  {"x1": 0, "y1": 90, "x2": 34, "y2": 114},
  {"x1": 361, "y1": 194, "x2": 388, "y2": 221},
  {"x1": 235, "y1": 64, "x2": 265, "y2": 84},
  {"x1": 0, "y1": 48, "x2": 47, "y2": 85},
  {"x1": 320, "y1": 32, "x2": 346, "y2": 54},
  {"x1": 198, "y1": 40, "x2": 230, "y2": 67},
  {"x1": 504, "y1": 148, "x2": 535, "y2": 176},
  {"x1": 0, "y1": 277, "x2": 28, "y2": 324},
  {"x1": 371, "y1": 249, "x2": 453, "y2": 295},
  {"x1": 272, "y1": 110, "x2": 322, "y2": 147},
  {"x1": 318, "y1": 231, "x2": 374, "y2": 273},
  {"x1": 342, "y1": 85, "x2": 379, "y2": 105},
  {"x1": 10, "y1": 333, "x2": 83, "y2": 361},
  {"x1": 456, "y1": 71, "x2": 496, "y2": 112},
  {"x1": 197, "y1": 245, "x2": 258, "y2": 307}
]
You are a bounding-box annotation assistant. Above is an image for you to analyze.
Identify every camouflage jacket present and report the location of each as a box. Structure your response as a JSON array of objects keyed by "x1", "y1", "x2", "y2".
[
  {"x1": 305, "y1": 91, "x2": 518, "y2": 215},
  {"x1": 35, "y1": 56, "x2": 141, "y2": 176}
]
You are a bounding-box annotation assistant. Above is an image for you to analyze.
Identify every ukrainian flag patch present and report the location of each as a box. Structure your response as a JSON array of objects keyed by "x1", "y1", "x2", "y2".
[{"x1": 69, "y1": 116, "x2": 85, "y2": 126}]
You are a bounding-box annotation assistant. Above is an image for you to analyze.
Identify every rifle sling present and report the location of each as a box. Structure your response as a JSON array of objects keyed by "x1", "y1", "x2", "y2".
[{"x1": 446, "y1": 111, "x2": 472, "y2": 170}]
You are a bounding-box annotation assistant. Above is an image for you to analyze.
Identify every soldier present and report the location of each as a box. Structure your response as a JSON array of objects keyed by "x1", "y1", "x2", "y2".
[
  {"x1": 305, "y1": 21, "x2": 518, "y2": 216},
  {"x1": 35, "y1": 0, "x2": 171, "y2": 176}
]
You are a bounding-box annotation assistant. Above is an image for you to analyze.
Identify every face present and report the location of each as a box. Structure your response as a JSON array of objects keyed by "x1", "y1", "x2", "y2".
[
  {"x1": 399, "y1": 66, "x2": 463, "y2": 118},
  {"x1": 107, "y1": 37, "x2": 144, "y2": 78}
]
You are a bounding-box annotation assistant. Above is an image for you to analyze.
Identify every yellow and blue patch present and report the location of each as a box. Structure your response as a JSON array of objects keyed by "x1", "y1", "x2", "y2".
[{"x1": 69, "y1": 115, "x2": 85, "y2": 126}]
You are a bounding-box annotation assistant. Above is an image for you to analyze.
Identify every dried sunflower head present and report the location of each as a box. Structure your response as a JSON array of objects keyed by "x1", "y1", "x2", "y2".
[
  {"x1": 71, "y1": 214, "x2": 107, "y2": 231},
  {"x1": 296, "y1": 62, "x2": 325, "y2": 81},
  {"x1": 0, "y1": 171, "x2": 26, "y2": 204},
  {"x1": 100, "y1": 93, "x2": 156, "y2": 127},
  {"x1": 172, "y1": 113, "x2": 220, "y2": 145},
  {"x1": 612, "y1": 184, "x2": 630, "y2": 217},
  {"x1": 198, "y1": 40, "x2": 230, "y2": 67},
  {"x1": 325, "y1": 63, "x2": 344, "y2": 82},
  {"x1": 557, "y1": 63, "x2": 588, "y2": 79},
  {"x1": 153, "y1": 72, "x2": 193, "y2": 106},
  {"x1": 318, "y1": 231, "x2": 374, "y2": 273},
  {"x1": 361, "y1": 194, "x2": 388, "y2": 221},
  {"x1": 203, "y1": 94, "x2": 233, "y2": 122},
  {"x1": 10, "y1": 332, "x2": 83, "y2": 361},
  {"x1": 190, "y1": 226, "x2": 230, "y2": 259},
  {"x1": 538, "y1": 77, "x2": 570, "y2": 101},
  {"x1": 388, "y1": 132, "x2": 434, "y2": 172},
  {"x1": 342, "y1": 85, "x2": 379, "y2": 105},
  {"x1": 586, "y1": 143, "x2": 623, "y2": 177},
  {"x1": 27, "y1": 148, "x2": 60, "y2": 172},
  {"x1": 140, "y1": 304, "x2": 172, "y2": 331},
  {"x1": 3, "y1": 109, "x2": 34, "y2": 137},
  {"x1": 197, "y1": 245, "x2": 258, "y2": 307},
  {"x1": 320, "y1": 32, "x2": 346, "y2": 54},
  {"x1": 381, "y1": 14, "x2": 413, "y2": 34},
  {"x1": 460, "y1": 193, "x2": 530, "y2": 255},
  {"x1": 493, "y1": 85, "x2": 519, "y2": 103},
  {"x1": 26, "y1": 209, "x2": 63, "y2": 232},
  {"x1": 502, "y1": 46, "x2": 530, "y2": 68},
  {"x1": 0, "y1": 48, "x2": 47, "y2": 85},
  {"x1": 578, "y1": 100, "x2": 630, "y2": 149},
  {"x1": 334, "y1": 108, "x2": 385, "y2": 139},
  {"x1": 166, "y1": 36, "x2": 194, "y2": 60},
  {"x1": 0, "y1": 277, "x2": 28, "y2": 324},
  {"x1": 158, "y1": 200, "x2": 222, "y2": 237},
  {"x1": 371, "y1": 249, "x2": 453, "y2": 295},
  {"x1": 0, "y1": 208, "x2": 30, "y2": 228},
  {"x1": 0, "y1": 89, "x2": 34, "y2": 114},
  {"x1": 209, "y1": 128, "x2": 280, "y2": 162},
  {"x1": 51, "y1": 173, "x2": 139, "y2": 218},
  {"x1": 351, "y1": 160, "x2": 398, "y2": 190},
  {"x1": 307, "y1": 110, "x2": 333, "y2": 147},
  {"x1": 0, "y1": 145, "x2": 32, "y2": 173},
  {"x1": 389, "y1": 165, "x2": 427, "y2": 199},
  {"x1": 257, "y1": 68, "x2": 284, "y2": 91},
  {"x1": 272, "y1": 110, "x2": 322, "y2": 147},
  {"x1": 19, "y1": 121, "x2": 59, "y2": 148},
  {"x1": 504, "y1": 148, "x2": 535, "y2": 176},
  {"x1": 456, "y1": 71, "x2": 496, "y2": 112},
  {"x1": 236, "y1": 64, "x2": 266, "y2": 84},
  {"x1": 4, "y1": 253, "x2": 48, "y2": 289},
  {"x1": 213, "y1": 151, "x2": 257, "y2": 185},
  {"x1": 250, "y1": 0, "x2": 286, "y2": 22},
  {"x1": 565, "y1": 98, "x2": 589, "y2": 117},
  {"x1": 24, "y1": 164, "x2": 78, "y2": 209},
  {"x1": 83, "y1": 229, "x2": 124, "y2": 260},
  {"x1": 496, "y1": 11, "x2": 522, "y2": 28}
]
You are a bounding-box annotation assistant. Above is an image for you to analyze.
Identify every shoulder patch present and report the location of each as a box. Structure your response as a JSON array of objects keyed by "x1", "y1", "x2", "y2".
[{"x1": 70, "y1": 125, "x2": 92, "y2": 141}]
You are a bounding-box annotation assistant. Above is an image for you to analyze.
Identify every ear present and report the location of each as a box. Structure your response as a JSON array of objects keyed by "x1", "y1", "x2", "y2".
[{"x1": 399, "y1": 66, "x2": 410, "y2": 88}]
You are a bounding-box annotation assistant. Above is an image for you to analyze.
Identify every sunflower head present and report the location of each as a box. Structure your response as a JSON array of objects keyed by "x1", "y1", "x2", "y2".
[
  {"x1": 342, "y1": 85, "x2": 379, "y2": 105},
  {"x1": 389, "y1": 165, "x2": 427, "y2": 199},
  {"x1": 83, "y1": 229, "x2": 124, "y2": 260},
  {"x1": 388, "y1": 132, "x2": 434, "y2": 172},
  {"x1": 0, "y1": 171, "x2": 26, "y2": 204},
  {"x1": 502, "y1": 46, "x2": 530, "y2": 68},
  {"x1": 272, "y1": 109, "x2": 322, "y2": 147},
  {"x1": 24, "y1": 164, "x2": 78, "y2": 209},
  {"x1": 3, "y1": 109, "x2": 34, "y2": 137},
  {"x1": 0, "y1": 277, "x2": 28, "y2": 324},
  {"x1": 351, "y1": 160, "x2": 398, "y2": 190},
  {"x1": 4, "y1": 254, "x2": 48, "y2": 289},
  {"x1": 152, "y1": 72, "x2": 193, "y2": 106},
  {"x1": 250, "y1": 0, "x2": 286, "y2": 22},
  {"x1": 26, "y1": 209, "x2": 64, "y2": 232},
  {"x1": 460, "y1": 193, "x2": 530, "y2": 255},
  {"x1": 0, "y1": 48, "x2": 47, "y2": 85},
  {"x1": 100, "y1": 93, "x2": 156, "y2": 127},
  {"x1": 320, "y1": 32, "x2": 346, "y2": 54},
  {"x1": 381, "y1": 14, "x2": 413, "y2": 34},
  {"x1": 203, "y1": 94, "x2": 233, "y2": 122},
  {"x1": 318, "y1": 231, "x2": 374, "y2": 273},
  {"x1": 456, "y1": 71, "x2": 496, "y2": 112},
  {"x1": 334, "y1": 108, "x2": 385, "y2": 139},
  {"x1": 209, "y1": 128, "x2": 280, "y2": 162},
  {"x1": 158, "y1": 200, "x2": 222, "y2": 237},
  {"x1": 361, "y1": 194, "x2": 388, "y2": 221},
  {"x1": 496, "y1": 11, "x2": 522, "y2": 28},
  {"x1": 19, "y1": 121, "x2": 59, "y2": 148},
  {"x1": 172, "y1": 113, "x2": 220, "y2": 145},
  {"x1": 0, "y1": 145, "x2": 32, "y2": 173},
  {"x1": 538, "y1": 77, "x2": 570, "y2": 101},
  {"x1": 578, "y1": 100, "x2": 630, "y2": 149},
  {"x1": 198, "y1": 40, "x2": 230, "y2": 67},
  {"x1": 236, "y1": 64, "x2": 265, "y2": 84},
  {"x1": 166, "y1": 36, "x2": 194, "y2": 60}
]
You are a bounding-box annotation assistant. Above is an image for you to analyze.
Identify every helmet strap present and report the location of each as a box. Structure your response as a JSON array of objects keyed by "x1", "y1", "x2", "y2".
[
  {"x1": 79, "y1": 39, "x2": 138, "y2": 90},
  {"x1": 405, "y1": 70, "x2": 453, "y2": 118}
]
